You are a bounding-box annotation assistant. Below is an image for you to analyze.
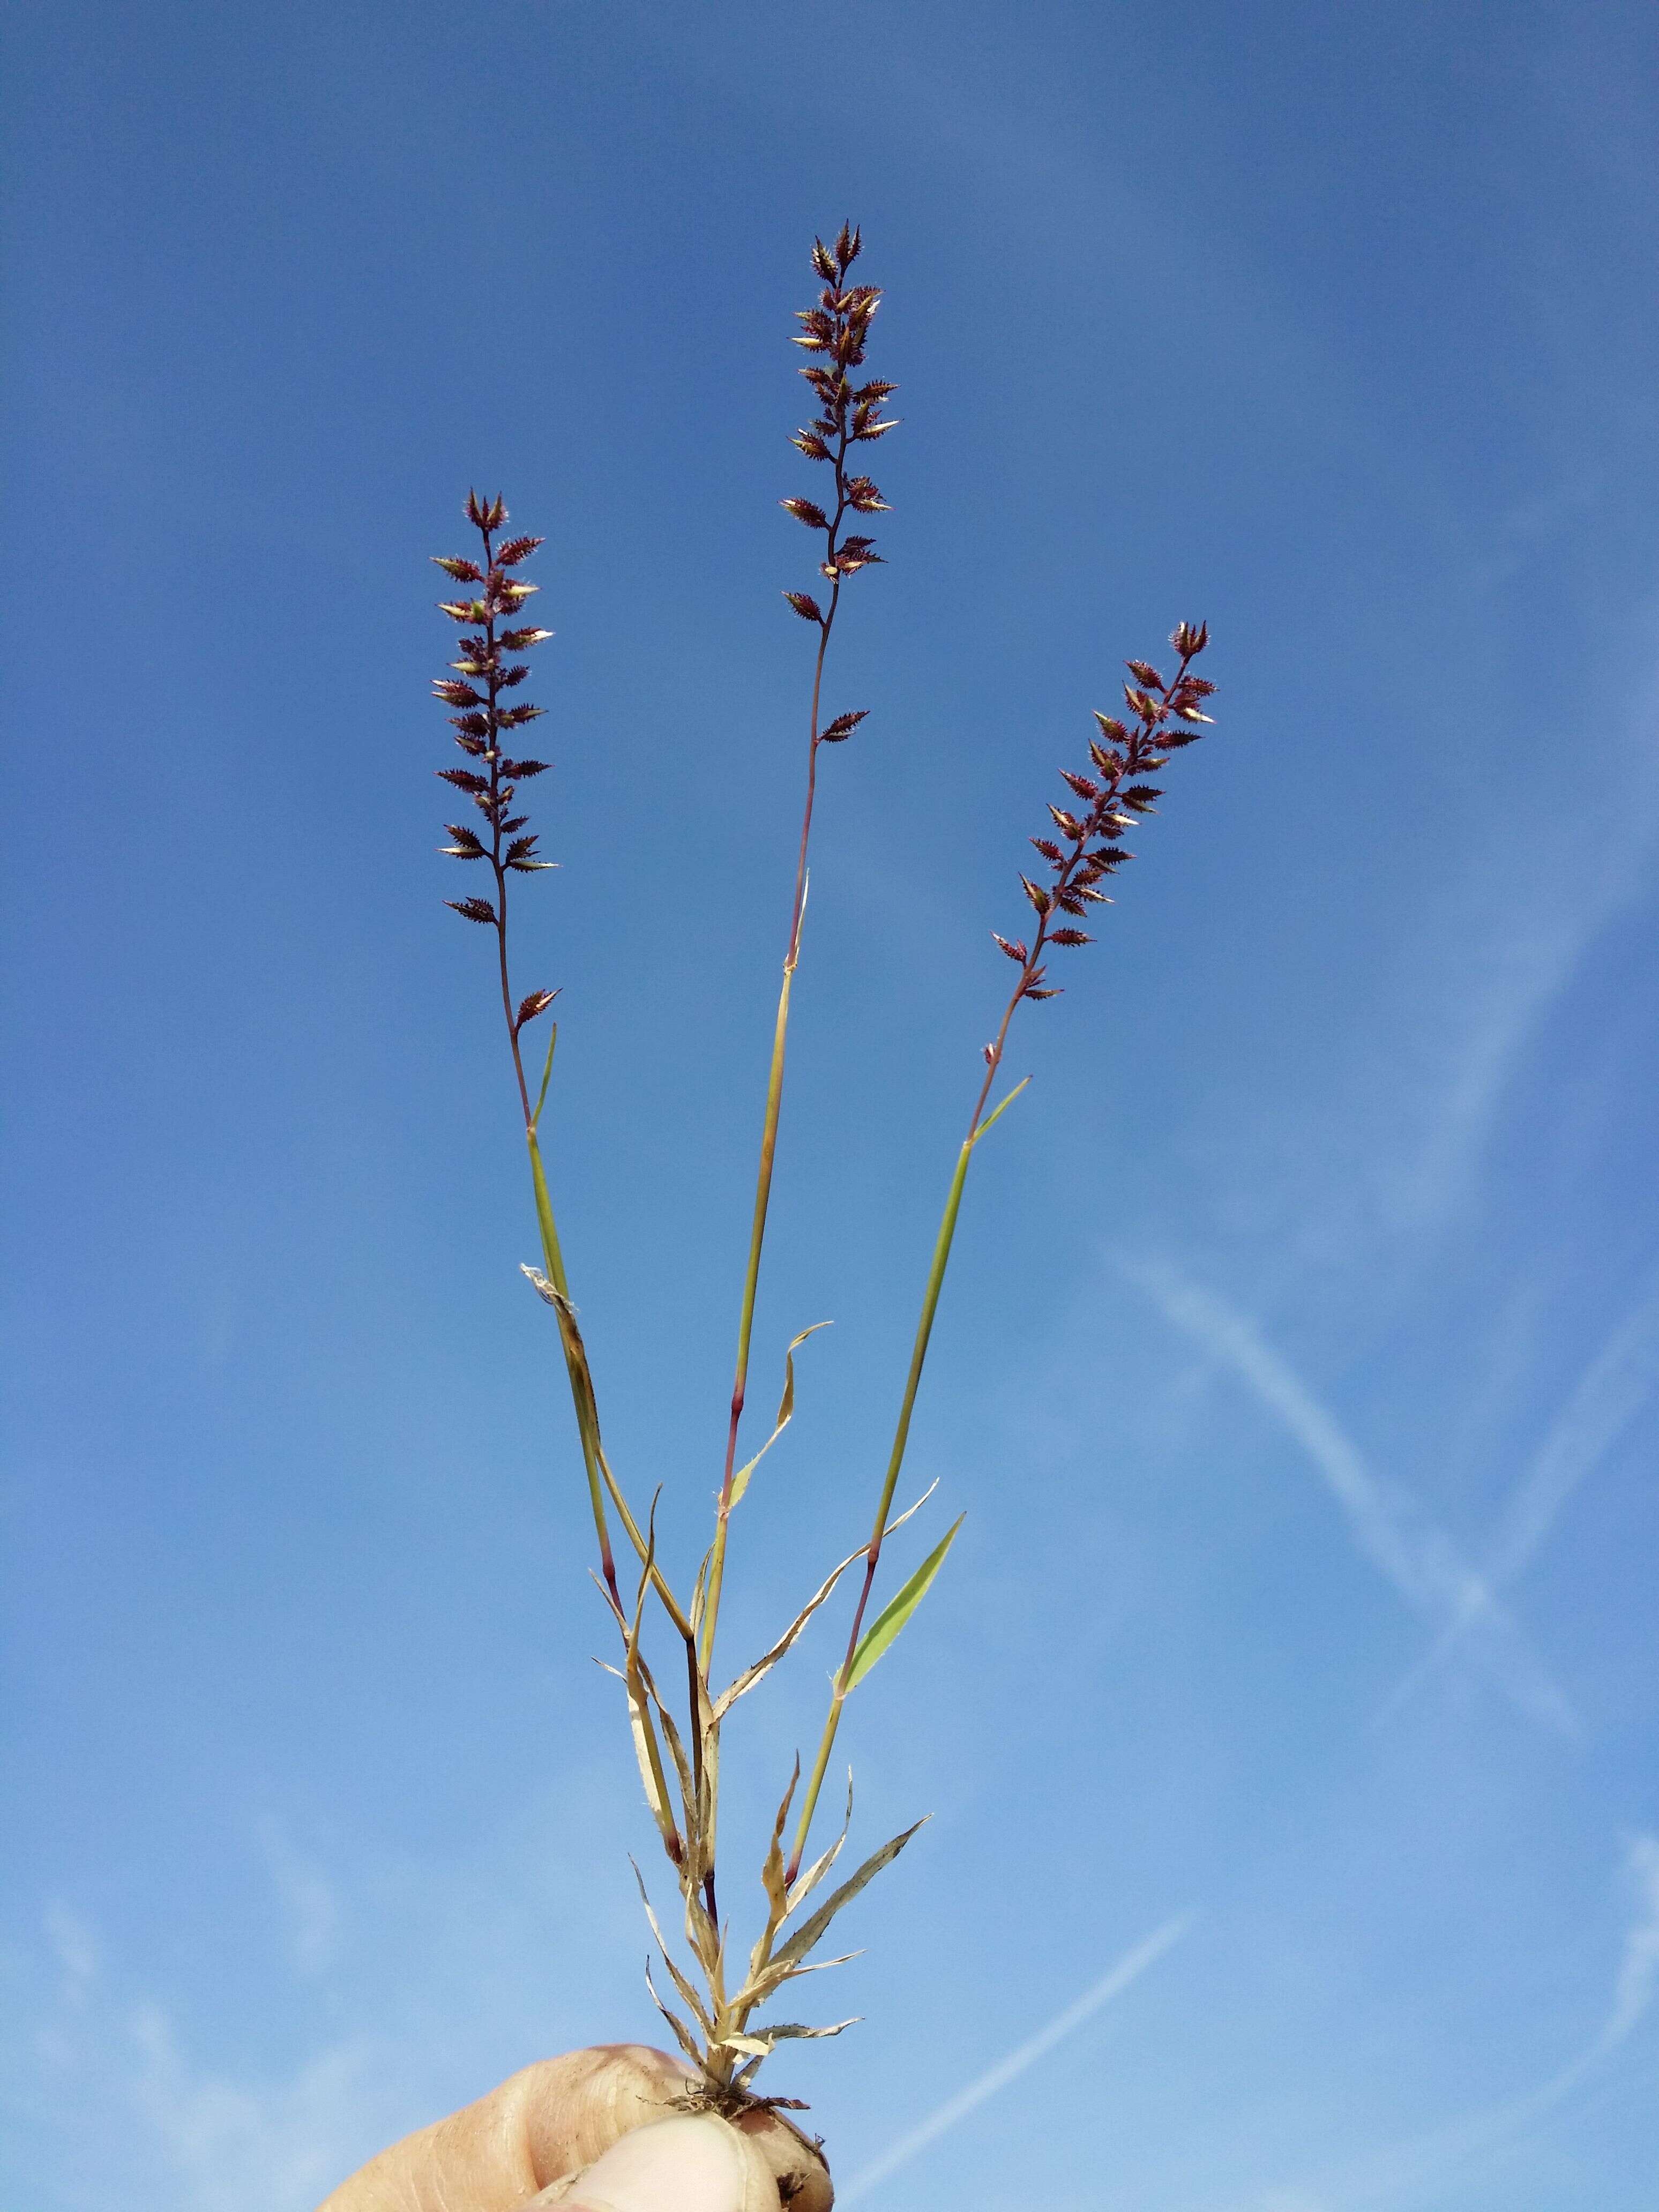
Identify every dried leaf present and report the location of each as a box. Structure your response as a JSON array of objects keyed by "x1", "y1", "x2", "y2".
[
  {"x1": 644, "y1": 1957, "x2": 705, "y2": 2070},
  {"x1": 774, "y1": 1820, "x2": 926, "y2": 1967},
  {"x1": 711, "y1": 1541, "x2": 865, "y2": 1724},
  {"x1": 783, "y1": 591, "x2": 824, "y2": 623},
  {"x1": 632, "y1": 1863, "x2": 715, "y2": 2036},
  {"x1": 716, "y1": 2034, "x2": 773, "y2": 2059},
  {"x1": 445, "y1": 896, "x2": 497, "y2": 925},
  {"x1": 756, "y1": 1756, "x2": 801, "y2": 1958},
  {"x1": 621, "y1": 1505, "x2": 683, "y2": 1865},
  {"x1": 786, "y1": 1775, "x2": 854, "y2": 1916},
  {"x1": 728, "y1": 1322, "x2": 831, "y2": 1511},
  {"x1": 750, "y1": 2019, "x2": 860, "y2": 2043},
  {"x1": 711, "y1": 1481, "x2": 937, "y2": 1724}
]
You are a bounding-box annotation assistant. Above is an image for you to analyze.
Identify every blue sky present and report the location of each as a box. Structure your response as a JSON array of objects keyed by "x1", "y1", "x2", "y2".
[{"x1": 4, "y1": 2, "x2": 1658, "y2": 2206}]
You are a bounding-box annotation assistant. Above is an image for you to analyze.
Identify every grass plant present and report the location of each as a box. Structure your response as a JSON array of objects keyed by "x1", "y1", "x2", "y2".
[{"x1": 427, "y1": 222, "x2": 1216, "y2": 2131}]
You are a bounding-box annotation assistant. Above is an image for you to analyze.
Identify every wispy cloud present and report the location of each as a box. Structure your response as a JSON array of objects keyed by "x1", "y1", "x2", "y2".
[
  {"x1": 1588, "y1": 1832, "x2": 1659, "y2": 2064},
  {"x1": 1233, "y1": 1834, "x2": 1659, "y2": 2211},
  {"x1": 258, "y1": 1818, "x2": 343, "y2": 1979},
  {"x1": 1123, "y1": 1256, "x2": 1575, "y2": 1733},
  {"x1": 43, "y1": 1900, "x2": 99, "y2": 2008},
  {"x1": 125, "y1": 2005, "x2": 378, "y2": 2212},
  {"x1": 1381, "y1": 1267, "x2": 1659, "y2": 1720},
  {"x1": 837, "y1": 1914, "x2": 1193, "y2": 2205},
  {"x1": 23, "y1": 1901, "x2": 383, "y2": 2212}
]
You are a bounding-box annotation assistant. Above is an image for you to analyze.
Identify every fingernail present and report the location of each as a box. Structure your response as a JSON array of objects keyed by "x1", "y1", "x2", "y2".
[{"x1": 541, "y1": 2113, "x2": 746, "y2": 2212}]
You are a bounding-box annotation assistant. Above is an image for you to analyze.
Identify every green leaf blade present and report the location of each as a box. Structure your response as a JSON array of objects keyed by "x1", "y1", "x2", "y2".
[{"x1": 846, "y1": 1514, "x2": 965, "y2": 1691}]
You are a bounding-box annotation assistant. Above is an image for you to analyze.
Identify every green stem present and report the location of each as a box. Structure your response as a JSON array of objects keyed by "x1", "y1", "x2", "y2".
[
  {"x1": 527, "y1": 1124, "x2": 619, "y2": 1608},
  {"x1": 700, "y1": 961, "x2": 795, "y2": 1673},
  {"x1": 787, "y1": 1133, "x2": 975, "y2": 1878},
  {"x1": 784, "y1": 1072, "x2": 1033, "y2": 1880},
  {"x1": 703, "y1": 360, "x2": 860, "y2": 1684}
]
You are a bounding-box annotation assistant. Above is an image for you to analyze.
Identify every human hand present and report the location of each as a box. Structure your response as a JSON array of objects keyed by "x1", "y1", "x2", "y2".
[{"x1": 318, "y1": 2044, "x2": 833, "y2": 2212}]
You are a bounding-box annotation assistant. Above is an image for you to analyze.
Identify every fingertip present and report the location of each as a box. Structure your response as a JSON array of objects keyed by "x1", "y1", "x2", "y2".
[{"x1": 534, "y1": 2113, "x2": 751, "y2": 2212}]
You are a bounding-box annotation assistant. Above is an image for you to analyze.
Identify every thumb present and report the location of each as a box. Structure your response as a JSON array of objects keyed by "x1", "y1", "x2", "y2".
[{"x1": 534, "y1": 2112, "x2": 773, "y2": 2212}]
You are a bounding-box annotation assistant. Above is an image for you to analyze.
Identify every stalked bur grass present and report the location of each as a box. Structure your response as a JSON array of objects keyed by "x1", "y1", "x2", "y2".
[
  {"x1": 703, "y1": 224, "x2": 893, "y2": 1686},
  {"x1": 428, "y1": 228, "x2": 1217, "y2": 2137}
]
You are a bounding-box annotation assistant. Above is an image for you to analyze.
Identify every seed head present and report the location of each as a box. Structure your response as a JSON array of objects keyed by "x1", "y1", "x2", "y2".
[
  {"x1": 430, "y1": 499, "x2": 560, "y2": 1026},
  {"x1": 782, "y1": 227, "x2": 898, "y2": 719},
  {"x1": 987, "y1": 625, "x2": 1216, "y2": 1007}
]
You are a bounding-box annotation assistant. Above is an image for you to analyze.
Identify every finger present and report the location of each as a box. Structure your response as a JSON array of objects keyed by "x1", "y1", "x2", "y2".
[
  {"x1": 533, "y1": 2109, "x2": 834, "y2": 2212},
  {"x1": 318, "y1": 2045, "x2": 693, "y2": 2211},
  {"x1": 529, "y1": 2113, "x2": 752, "y2": 2211}
]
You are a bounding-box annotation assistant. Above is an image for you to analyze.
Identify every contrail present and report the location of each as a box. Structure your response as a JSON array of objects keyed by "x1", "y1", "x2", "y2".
[
  {"x1": 1123, "y1": 1256, "x2": 1575, "y2": 1735},
  {"x1": 1379, "y1": 1268, "x2": 1659, "y2": 1722},
  {"x1": 836, "y1": 1914, "x2": 1193, "y2": 2204}
]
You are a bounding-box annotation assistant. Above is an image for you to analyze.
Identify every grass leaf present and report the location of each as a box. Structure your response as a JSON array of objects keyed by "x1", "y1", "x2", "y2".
[
  {"x1": 713, "y1": 1483, "x2": 940, "y2": 1723},
  {"x1": 533, "y1": 1020, "x2": 558, "y2": 1124},
  {"x1": 774, "y1": 1819, "x2": 926, "y2": 1968},
  {"x1": 632, "y1": 1862, "x2": 715, "y2": 2037},
  {"x1": 786, "y1": 1773, "x2": 854, "y2": 1915},
  {"x1": 728, "y1": 1321, "x2": 832, "y2": 1509},
  {"x1": 644, "y1": 1957, "x2": 706, "y2": 2070},
  {"x1": 712, "y1": 1543, "x2": 866, "y2": 1722},
  {"x1": 969, "y1": 1072, "x2": 1031, "y2": 1147},
  {"x1": 846, "y1": 1514, "x2": 965, "y2": 1691}
]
